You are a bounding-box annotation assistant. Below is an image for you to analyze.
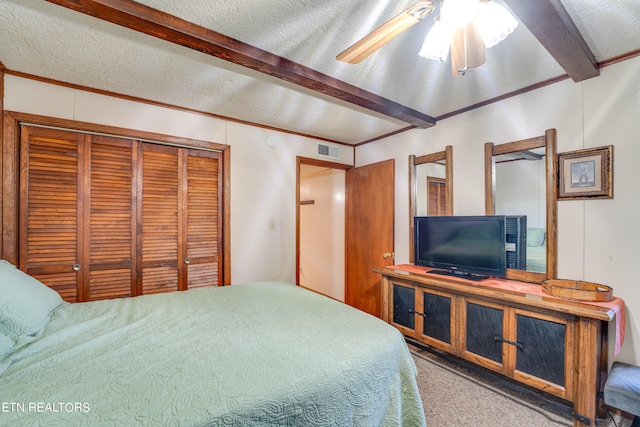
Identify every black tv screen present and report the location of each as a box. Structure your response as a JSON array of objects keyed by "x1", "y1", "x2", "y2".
[{"x1": 414, "y1": 215, "x2": 507, "y2": 280}]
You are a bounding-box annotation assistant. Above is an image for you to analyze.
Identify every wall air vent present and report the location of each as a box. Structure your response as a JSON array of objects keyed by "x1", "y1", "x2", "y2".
[{"x1": 317, "y1": 143, "x2": 340, "y2": 159}]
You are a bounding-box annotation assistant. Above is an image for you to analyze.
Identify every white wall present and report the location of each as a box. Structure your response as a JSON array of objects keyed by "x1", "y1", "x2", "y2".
[
  {"x1": 357, "y1": 56, "x2": 640, "y2": 365},
  {"x1": 300, "y1": 169, "x2": 346, "y2": 300},
  {"x1": 3, "y1": 74, "x2": 354, "y2": 287}
]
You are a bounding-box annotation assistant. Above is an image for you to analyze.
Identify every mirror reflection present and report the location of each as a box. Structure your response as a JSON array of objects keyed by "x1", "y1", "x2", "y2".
[
  {"x1": 485, "y1": 129, "x2": 557, "y2": 282},
  {"x1": 494, "y1": 148, "x2": 546, "y2": 273},
  {"x1": 416, "y1": 161, "x2": 447, "y2": 216},
  {"x1": 409, "y1": 146, "x2": 453, "y2": 263}
]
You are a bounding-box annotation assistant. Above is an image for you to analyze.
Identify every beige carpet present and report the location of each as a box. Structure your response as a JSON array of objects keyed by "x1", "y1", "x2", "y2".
[{"x1": 410, "y1": 345, "x2": 632, "y2": 427}]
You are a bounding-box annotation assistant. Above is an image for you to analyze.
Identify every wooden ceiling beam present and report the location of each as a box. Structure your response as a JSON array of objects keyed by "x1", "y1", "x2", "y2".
[
  {"x1": 504, "y1": 0, "x2": 599, "y2": 82},
  {"x1": 45, "y1": 0, "x2": 436, "y2": 128}
]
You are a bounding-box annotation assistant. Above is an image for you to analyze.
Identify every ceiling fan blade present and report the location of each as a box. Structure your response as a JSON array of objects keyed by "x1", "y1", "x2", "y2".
[
  {"x1": 450, "y1": 19, "x2": 486, "y2": 76},
  {"x1": 337, "y1": 1, "x2": 438, "y2": 64}
]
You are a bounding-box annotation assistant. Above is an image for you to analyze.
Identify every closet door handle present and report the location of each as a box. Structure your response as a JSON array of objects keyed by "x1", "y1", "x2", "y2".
[
  {"x1": 184, "y1": 258, "x2": 191, "y2": 265},
  {"x1": 72, "y1": 264, "x2": 81, "y2": 271}
]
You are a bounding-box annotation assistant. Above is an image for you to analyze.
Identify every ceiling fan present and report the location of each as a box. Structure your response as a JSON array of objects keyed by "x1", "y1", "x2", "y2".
[{"x1": 336, "y1": 0, "x2": 517, "y2": 76}]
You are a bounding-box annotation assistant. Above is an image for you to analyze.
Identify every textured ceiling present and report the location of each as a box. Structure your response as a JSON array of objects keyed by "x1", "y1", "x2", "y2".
[{"x1": 1, "y1": 0, "x2": 639, "y2": 145}]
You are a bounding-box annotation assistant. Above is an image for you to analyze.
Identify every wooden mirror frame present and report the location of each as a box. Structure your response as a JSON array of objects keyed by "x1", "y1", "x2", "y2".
[
  {"x1": 409, "y1": 146, "x2": 453, "y2": 263},
  {"x1": 484, "y1": 129, "x2": 557, "y2": 283}
]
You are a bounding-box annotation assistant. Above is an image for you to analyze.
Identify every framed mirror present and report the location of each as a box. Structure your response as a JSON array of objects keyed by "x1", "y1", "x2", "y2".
[
  {"x1": 409, "y1": 146, "x2": 453, "y2": 263},
  {"x1": 485, "y1": 129, "x2": 557, "y2": 283}
]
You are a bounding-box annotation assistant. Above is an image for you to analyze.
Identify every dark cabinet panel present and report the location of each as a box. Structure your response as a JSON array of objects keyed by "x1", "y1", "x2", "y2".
[
  {"x1": 516, "y1": 314, "x2": 565, "y2": 386},
  {"x1": 422, "y1": 292, "x2": 451, "y2": 344},
  {"x1": 393, "y1": 283, "x2": 415, "y2": 330},
  {"x1": 465, "y1": 302, "x2": 503, "y2": 364}
]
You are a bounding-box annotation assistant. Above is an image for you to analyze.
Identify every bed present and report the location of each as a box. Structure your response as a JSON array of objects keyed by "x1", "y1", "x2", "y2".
[
  {"x1": 525, "y1": 227, "x2": 547, "y2": 273},
  {"x1": 0, "y1": 260, "x2": 426, "y2": 426}
]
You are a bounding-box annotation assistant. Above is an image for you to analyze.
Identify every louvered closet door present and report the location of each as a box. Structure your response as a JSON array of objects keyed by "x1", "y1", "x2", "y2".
[
  {"x1": 427, "y1": 177, "x2": 446, "y2": 216},
  {"x1": 20, "y1": 128, "x2": 136, "y2": 302},
  {"x1": 86, "y1": 136, "x2": 135, "y2": 300},
  {"x1": 19, "y1": 126, "x2": 85, "y2": 302},
  {"x1": 139, "y1": 145, "x2": 221, "y2": 293},
  {"x1": 184, "y1": 149, "x2": 222, "y2": 288},
  {"x1": 21, "y1": 126, "x2": 222, "y2": 301},
  {"x1": 139, "y1": 144, "x2": 181, "y2": 294}
]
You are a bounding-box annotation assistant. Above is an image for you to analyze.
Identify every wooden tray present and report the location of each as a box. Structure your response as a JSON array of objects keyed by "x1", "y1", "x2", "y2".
[{"x1": 541, "y1": 279, "x2": 613, "y2": 302}]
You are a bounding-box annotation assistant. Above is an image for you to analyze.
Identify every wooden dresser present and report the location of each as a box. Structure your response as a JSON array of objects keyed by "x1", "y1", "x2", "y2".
[{"x1": 376, "y1": 264, "x2": 625, "y2": 427}]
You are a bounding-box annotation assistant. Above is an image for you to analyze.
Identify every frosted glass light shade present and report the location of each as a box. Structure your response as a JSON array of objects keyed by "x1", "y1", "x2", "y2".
[
  {"x1": 476, "y1": 1, "x2": 518, "y2": 48},
  {"x1": 419, "y1": 19, "x2": 451, "y2": 61}
]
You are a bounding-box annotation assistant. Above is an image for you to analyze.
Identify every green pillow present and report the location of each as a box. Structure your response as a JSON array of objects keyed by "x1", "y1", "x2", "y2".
[
  {"x1": 527, "y1": 228, "x2": 546, "y2": 247},
  {"x1": 0, "y1": 260, "x2": 62, "y2": 338}
]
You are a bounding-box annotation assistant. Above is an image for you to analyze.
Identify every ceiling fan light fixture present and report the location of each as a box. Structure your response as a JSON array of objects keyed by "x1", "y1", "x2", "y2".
[
  {"x1": 418, "y1": 17, "x2": 450, "y2": 61},
  {"x1": 475, "y1": 1, "x2": 518, "y2": 48},
  {"x1": 419, "y1": 0, "x2": 517, "y2": 75}
]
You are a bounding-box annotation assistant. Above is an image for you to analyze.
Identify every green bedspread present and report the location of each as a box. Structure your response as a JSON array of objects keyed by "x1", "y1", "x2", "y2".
[{"x1": 0, "y1": 281, "x2": 425, "y2": 426}]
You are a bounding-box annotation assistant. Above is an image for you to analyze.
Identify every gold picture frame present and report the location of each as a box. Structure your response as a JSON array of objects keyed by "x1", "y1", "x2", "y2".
[{"x1": 558, "y1": 145, "x2": 613, "y2": 200}]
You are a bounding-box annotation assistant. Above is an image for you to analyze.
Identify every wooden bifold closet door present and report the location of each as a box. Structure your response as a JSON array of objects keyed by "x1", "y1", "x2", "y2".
[
  {"x1": 140, "y1": 144, "x2": 221, "y2": 295},
  {"x1": 19, "y1": 125, "x2": 222, "y2": 302},
  {"x1": 427, "y1": 177, "x2": 446, "y2": 216}
]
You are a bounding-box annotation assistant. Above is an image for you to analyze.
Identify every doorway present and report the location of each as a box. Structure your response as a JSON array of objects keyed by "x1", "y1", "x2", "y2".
[
  {"x1": 296, "y1": 157, "x2": 395, "y2": 317},
  {"x1": 297, "y1": 158, "x2": 348, "y2": 301}
]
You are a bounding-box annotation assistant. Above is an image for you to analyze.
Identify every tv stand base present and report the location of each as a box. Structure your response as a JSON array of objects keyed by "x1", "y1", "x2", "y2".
[{"x1": 376, "y1": 264, "x2": 620, "y2": 427}]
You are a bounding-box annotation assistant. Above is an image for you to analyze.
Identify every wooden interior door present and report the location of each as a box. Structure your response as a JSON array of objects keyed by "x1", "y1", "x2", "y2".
[{"x1": 345, "y1": 159, "x2": 395, "y2": 318}]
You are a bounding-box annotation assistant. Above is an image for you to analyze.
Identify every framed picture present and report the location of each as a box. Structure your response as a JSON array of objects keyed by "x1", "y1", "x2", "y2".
[{"x1": 558, "y1": 145, "x2": 613, "y2": 200}]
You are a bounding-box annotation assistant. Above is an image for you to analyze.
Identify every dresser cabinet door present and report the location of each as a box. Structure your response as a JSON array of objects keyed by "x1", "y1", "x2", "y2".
[
  {"x1": 462, "y1": 299, "x2": 505, "y2": 372},
  {"x1": 419, "y1": 290, "x2": 453, "y2": 352},
  {"x1": 511, "y1": 310, "x2": 574, "y2": 400},
  {"x1": 391, "y1": 282, "x2": 416, "y2": 335}
]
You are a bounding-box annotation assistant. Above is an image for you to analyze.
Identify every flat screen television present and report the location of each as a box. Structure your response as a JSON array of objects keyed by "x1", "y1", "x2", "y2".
[{"x1": 414, "y1": 215, "x2": 507, "y2": 281}]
